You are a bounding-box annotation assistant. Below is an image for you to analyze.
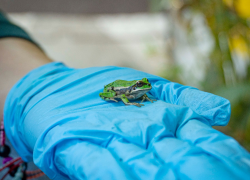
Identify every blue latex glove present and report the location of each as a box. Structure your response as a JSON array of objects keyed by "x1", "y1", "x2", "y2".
[{"x1": 4, "y1": 62, "x2": 250, "y2": 180}]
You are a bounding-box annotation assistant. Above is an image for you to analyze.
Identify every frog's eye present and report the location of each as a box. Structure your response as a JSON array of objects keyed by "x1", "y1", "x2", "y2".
[{"x1": 137, "y1": 81, "x2": 143, "y2": 87}]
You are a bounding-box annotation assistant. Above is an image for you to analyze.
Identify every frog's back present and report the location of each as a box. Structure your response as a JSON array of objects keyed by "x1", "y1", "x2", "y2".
[{"x1": 105, "y1": 80, "x2": 137, "y2": 88}]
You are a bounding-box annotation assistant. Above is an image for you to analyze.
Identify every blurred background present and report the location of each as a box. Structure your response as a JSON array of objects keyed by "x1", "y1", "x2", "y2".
[{"x1": 1, "y1": 0, "x2": 250, "y2": 179}]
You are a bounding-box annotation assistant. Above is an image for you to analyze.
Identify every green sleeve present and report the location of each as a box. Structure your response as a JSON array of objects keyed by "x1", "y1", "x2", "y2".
[{"x1": 0, "y1": 11, "x2": 42, "y2": 51}]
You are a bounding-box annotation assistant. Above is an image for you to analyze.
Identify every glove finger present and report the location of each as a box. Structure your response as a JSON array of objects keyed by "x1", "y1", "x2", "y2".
[
  {"x1": 176, "y1": 120, "x2": 250, "y2": 179},
  {"x1": 108, "y1": 135, "x2": 243, "y2": 180},
  {"x1": 107, "y1": 135, "x2": 177, "y2": 180},
  {"x1": 150, "y1": 80, "x2": 231, "y2": 126},
  {"x1": 54, "y1": 139, "x2": 137, "y2": 180},
  {"x1": 151, "y1": 136, "x2": 240, "y2": 180}
]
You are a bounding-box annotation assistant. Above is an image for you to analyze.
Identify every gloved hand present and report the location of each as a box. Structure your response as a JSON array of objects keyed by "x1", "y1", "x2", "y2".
[{"x1": 4, "y1": 62, "x2": 250, "y2": 180}]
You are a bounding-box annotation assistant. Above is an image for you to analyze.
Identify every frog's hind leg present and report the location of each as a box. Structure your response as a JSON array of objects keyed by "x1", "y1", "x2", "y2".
[
  {"x1": 120, "y1": 94, "x2": 144, "y2": 107},
  {"x1": 140, "y1": 94, "x2": 157, "y2": 103},
  {"x1": 109, "y1": 98, "x2": 118, "y2": 102},
  {"x1": 99, "y1": 91, "x2": 118, "y2": 102}
]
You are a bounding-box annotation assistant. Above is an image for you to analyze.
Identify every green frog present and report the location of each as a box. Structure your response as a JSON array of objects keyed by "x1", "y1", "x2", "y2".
[{"x1": 99, "y1": 78, "x2": 157, "y2": 107}]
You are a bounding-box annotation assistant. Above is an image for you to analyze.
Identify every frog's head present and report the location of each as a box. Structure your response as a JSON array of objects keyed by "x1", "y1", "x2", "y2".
[{"x1": 132, "y1": 78, "x2": 152, "y2": 92}]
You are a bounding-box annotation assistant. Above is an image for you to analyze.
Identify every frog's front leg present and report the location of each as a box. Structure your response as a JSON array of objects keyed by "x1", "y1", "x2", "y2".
[
  {"x1": 120, "y1": 94, "x2": 144, "y2": 107},
  {"x1": 140, "y1": 94, "x2": 157, "y2": 103}
]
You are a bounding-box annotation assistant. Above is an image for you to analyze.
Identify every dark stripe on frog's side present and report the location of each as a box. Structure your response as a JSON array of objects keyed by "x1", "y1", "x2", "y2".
[
  {"x1": 114, "y1": 86, "x2": 133, "y2": 95},
  {"x1": 114, "y1": 86, "x2": 151, "y2": 100}
]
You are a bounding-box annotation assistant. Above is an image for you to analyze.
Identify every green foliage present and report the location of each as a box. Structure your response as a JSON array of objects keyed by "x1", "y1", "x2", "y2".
[{"x1": 215, "y1": 84, "x2": 250, "y2": 150}]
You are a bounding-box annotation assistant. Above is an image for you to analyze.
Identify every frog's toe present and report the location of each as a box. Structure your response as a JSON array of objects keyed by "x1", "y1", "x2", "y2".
[
  {"x1": 135, "y1": 103, "x2": 144, "y2": 107},
  {"x1": 150, "y1": 99, "x2": 157, "y2": 103}
]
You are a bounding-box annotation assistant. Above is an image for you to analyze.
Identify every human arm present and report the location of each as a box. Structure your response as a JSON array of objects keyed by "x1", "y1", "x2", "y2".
[{"x1": 0, "y1": 12, "x2": 52, "y2": 120}]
